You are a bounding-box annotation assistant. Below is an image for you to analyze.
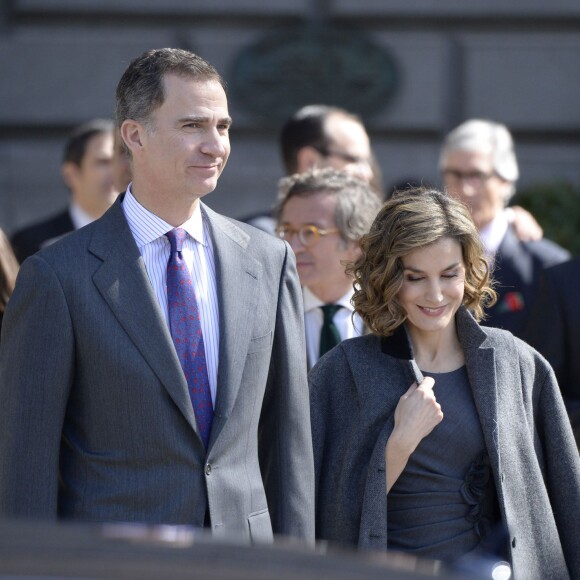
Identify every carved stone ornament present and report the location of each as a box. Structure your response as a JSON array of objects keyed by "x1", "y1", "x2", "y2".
[{"x1": 230, "y1": 24, "x2": 399, "y2": 124}]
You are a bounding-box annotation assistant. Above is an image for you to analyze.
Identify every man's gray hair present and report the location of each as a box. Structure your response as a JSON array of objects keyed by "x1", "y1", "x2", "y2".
[
  {"x1": 275, "y1": 167, "x2": 382, "y2": 245},
  {"x1": 439, "y1": 119, "x2": 519, "y2": 198}
]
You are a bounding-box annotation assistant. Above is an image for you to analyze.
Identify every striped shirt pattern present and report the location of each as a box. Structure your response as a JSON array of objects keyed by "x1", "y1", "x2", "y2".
[{"x1": 122, "y1": 187, "x2": 220, "y2": 405}]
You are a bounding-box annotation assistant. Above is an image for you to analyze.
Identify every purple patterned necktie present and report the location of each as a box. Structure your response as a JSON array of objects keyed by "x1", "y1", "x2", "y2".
[{"x1": 165, "y1": 228, "x2": 213, "y2": 449}]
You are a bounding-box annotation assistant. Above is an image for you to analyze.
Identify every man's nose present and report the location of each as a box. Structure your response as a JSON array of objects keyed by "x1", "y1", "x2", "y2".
[
  {"x1": 287, "y1": 233, "x2": 305, "y2": 252},
  {"x1": 202, "y1": 130, "x2": 228, "y2": 157},
  {"x1": 352, "y1": 163, "x2": 374, "y2": 184},
  {"x1": 446, "y1": 179, "x2": 476, "y2": 199}
]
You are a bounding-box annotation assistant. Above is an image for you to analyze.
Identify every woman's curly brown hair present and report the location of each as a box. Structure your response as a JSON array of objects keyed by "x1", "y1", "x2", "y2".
[{"x1": 347, "y1": 187, "x2": 496, "y2": 336}]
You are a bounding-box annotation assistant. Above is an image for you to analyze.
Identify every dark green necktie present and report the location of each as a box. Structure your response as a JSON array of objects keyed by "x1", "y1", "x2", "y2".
[{"x1": 319, "y1": 304, "x2": 342, "y2": 358}]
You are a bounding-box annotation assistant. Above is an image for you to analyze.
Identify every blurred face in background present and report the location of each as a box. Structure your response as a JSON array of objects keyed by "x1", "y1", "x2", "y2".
[
  {"x1": 442, "y1": 148, "x2": 512, "y2": 231},
  {"x1": 278, "y1": 191, "x2": 359, "y2": 303},
  {"x1": 319, "y1": 114, "x2": 374, "y2": 183},
  {"x1": 62, "y1": 131, "x2": 117, "y2": 219}
]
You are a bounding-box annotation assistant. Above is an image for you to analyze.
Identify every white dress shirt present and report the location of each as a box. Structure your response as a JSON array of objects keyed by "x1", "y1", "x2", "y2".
[
  {"x1": 303, "y1": 285, "x2": 364, "y2": 368},
  {"x1": 40, "y1": 201, "x2": 95, "y2": 250},
  {"x1": 122, "y1": 186, "x2": 219, "y2": 405},
  {"x1": 479, "y1": 209, "x2": 509, "y2": 264},
  {"x1": 69, "y1": 200, "x2": 96, "y2": 230}
]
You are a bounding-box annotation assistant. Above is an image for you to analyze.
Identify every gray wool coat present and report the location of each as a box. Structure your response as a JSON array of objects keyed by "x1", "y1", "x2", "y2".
[{"x1": 310, "y1": 306, "x2": 580, "y2": 580}]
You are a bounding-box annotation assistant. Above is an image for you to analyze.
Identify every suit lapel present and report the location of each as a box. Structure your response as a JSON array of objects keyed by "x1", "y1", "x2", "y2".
[
  {"x1": 89, "y1": 199, "x2": 199, "y2": 435},
  {"x1": 202, "y1": 205, "x2": 262, "y2": 447},
  {"x1": 457, "y1": 308, "x2": 502, "y2": 471}
]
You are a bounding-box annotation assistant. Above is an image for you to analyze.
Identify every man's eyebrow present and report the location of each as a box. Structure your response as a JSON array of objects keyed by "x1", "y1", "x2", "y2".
[{"x1": 177, "y1": 115, "x2": 233, "y2": 125}]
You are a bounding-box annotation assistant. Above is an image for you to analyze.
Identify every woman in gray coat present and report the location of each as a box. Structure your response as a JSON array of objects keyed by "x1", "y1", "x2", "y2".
[{"x1": 310, "y1": 188, "x2": 579, "y2": 579}]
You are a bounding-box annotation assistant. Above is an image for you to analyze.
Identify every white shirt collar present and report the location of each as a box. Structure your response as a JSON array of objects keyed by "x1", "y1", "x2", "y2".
[
  {"x1": 69, "y1": 200, "x2": 95, "y2": 230},
  {"x1": 303, "y1": 285, "x2": 355, "y2": 313},
  {"x1": 479, "y1": 210, "x2": 509, "y2": 256},
  {"x1": 122, "y1": 184, "x2": 206, "y2": 249}
]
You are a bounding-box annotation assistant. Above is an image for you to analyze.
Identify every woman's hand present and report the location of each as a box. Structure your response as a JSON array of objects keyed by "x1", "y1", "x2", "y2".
[
  {"x1": 392, "y1": 377, "x2": 444, "y2": 452},
  {"x1": 385, "y1": 378, "x2": 444, "y2": 493}
]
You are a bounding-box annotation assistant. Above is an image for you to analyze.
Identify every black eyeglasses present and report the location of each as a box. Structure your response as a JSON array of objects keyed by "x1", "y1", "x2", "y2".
[
  {"x1": 314, "y1": 145, "x2": 371, "y2": 166},
  {"x1": 442, "y1": 169, "x2": 497, "y2": 185},
  {"x1": 275, "y1": 224, "x2": 340, "y2": 247}
]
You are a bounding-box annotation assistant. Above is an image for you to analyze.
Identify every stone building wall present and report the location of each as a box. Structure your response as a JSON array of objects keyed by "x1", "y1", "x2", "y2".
[{"x1": 1, "y1": 0, "x2": 579, "y2": 234}]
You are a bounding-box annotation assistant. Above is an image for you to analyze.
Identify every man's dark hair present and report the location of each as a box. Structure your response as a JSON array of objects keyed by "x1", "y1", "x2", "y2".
[
  {"x1": 279, "y1": 105, "x2": 364, "y2": 175},
  {"x1": 115, "y1": 47, "x2": 226, "y2": 131},
  {"x1": 63, "y1": 118, "x2": 114, "y2": 166}
]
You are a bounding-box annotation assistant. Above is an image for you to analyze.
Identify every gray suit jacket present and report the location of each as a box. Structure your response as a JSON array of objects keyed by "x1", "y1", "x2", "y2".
[
  {"x1": 310, "y1": 307, "x2": 580, "y2": 579},
  {"x1": 0, "y1": 196, "x2": 314, "y2": 543}
]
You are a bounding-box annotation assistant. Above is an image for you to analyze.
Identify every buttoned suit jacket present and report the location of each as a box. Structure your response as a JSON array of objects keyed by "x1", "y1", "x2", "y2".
[
  {"x1": 0, "y1": 195, "x2": 315, "y2": 543},
  {"x1": 310, "y1": 307, "x2": 580, "y2": 579},
  {"x1": 10, "y1": 207, "x2": 74, "y2": 263},
  {"x1": 483, "y1": 225, "x2": 570, "y2": 339}
]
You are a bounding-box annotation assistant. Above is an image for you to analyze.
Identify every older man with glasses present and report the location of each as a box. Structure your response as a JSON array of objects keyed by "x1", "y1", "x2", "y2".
[
  {"x1": 440, "y1": 119, "x2": 570, "y2": 338},
  {"x1": 275, "y1": 168, "x2": 381, "y2": 368}
]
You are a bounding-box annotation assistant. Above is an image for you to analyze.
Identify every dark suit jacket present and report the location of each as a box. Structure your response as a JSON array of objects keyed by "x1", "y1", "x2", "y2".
[
  {"x1": 10, "y1": 208, "x2": 74, "y2": 263},
  {"x1": 0, "y1": 196, "x2": 314, "y2": 543},
  {"x1": 524, "y1": 256, "x2": 580, "y2": 442},
  {"x1": 310, "y1": 307, "x2": 580, "y2": 579},
  {"x1": 483, "y1": 225, "x2": 570, "y2": 339}
]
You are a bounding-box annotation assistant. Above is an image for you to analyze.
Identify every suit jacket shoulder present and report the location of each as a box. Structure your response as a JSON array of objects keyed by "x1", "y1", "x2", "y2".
[
  {"x1": 485, "y1": 226, "x2": 570, "y2": 337},
  {"x1": 10, "y1": 208, "x2": 74, "y2": 263}
]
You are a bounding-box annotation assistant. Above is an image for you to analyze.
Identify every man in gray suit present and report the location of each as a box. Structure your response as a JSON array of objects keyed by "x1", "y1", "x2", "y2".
[{"x1": 0, "y1": 48, "x2": 314, "y2": 543}]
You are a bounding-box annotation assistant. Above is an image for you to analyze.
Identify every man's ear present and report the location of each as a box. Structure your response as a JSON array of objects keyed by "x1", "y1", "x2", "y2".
[
  {"x1": 346, "y1": 241, "x2": 362, "y2": 261},
  {"x1": 121, "y1": 119, "x2": 144, "y2": 156},
  {"x1": 61, "y1": 161, "x2": 79, "y2": 191},
  {"x1": 296, "y1": 146, "x2": 324, "y2": 173}
]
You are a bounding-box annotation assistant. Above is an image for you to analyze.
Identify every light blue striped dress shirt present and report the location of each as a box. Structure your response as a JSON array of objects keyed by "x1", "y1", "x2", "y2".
[{"x1": 122, "y1": 187, "x2": 220, "y2": 406}]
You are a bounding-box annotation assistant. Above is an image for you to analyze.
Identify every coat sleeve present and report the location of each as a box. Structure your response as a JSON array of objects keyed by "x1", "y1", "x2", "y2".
[
  {"x1": 536, "y1": 361, "x2": 580, "y2": 577},
  {"x1": 308, "y1": 355, "x2": 331, "y2": 540},
  {"x1": 258, "y1": 242, "x2": 314, "y2": 542},
  {"x1": 0, "y1": 255, "x2": 75, "y2": 518}
]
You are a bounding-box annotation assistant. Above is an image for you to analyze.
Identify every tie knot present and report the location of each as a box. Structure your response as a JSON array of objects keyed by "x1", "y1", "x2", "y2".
[
  {"x1": 321, "y1": 304, "x2": 341, "y2": 322},
  {"x1": 165, "y1": 228, "x2": 187, "y2": 253}
]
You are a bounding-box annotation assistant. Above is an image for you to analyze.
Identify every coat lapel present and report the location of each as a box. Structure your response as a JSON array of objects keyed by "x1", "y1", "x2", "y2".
[
  {"x1": 201, "y1": 205, "x2": 262, "y2": 447},
  {"x1": 89, "y1": 198, "x2": 199, "y2": 436},
  {"x1": 457, "y1": 307, "x2": 502, "y2": 471}
]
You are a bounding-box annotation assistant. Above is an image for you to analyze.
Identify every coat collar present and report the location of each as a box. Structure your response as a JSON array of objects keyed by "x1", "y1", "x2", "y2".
[
  {"x1": 360, "y1": 306, "x2": 502, "y2": 549},
  {"x1": 379, "y1": 306, "x2": 500, "y2": 469}
]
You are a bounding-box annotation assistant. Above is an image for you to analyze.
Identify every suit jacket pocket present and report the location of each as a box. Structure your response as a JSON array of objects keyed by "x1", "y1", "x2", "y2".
[
  {"x1": 247, "y1": 331, "x2": 273, "y2": 354},
  {"x1": 247, "y1": 508, "x2": 273, "y2": 543}
]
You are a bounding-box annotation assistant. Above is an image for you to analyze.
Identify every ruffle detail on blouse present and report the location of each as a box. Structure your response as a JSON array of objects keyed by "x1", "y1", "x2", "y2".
[{"x1": 460, "y1": 452, "x2": 494, "y2": 538}]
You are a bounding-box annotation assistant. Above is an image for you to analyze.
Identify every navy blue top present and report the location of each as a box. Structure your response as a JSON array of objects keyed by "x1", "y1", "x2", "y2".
[{"x1": 387, "y1": 366, "x2": 500, "y2": 561}]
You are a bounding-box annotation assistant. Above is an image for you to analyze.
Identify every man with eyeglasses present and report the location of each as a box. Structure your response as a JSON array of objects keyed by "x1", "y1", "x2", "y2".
[
  {"x1": 440, "y1": 119, "x2": 570, "y2": 338},
  {"x1": 280, "y1": 105, "x2": 377, "y2": 187},
  {"x1": 275, "y1": 168, "x2": 381, "y2": 368},
  {"x1": 242, "y1": 105, "x2": 381, "y2": 234}
]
